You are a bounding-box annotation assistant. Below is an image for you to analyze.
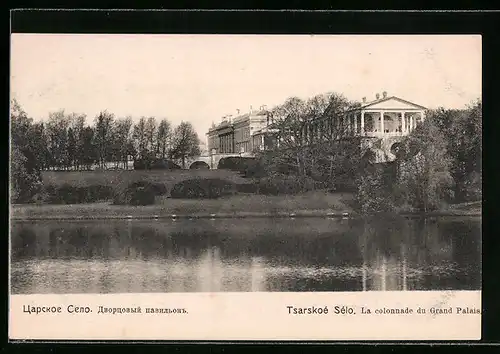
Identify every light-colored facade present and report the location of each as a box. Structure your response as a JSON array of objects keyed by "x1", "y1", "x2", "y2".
[
  {"x1": 206, "y1": 109, "x2": 270, "y2": 155},
  {"x1": 252, "y1": 125, "x2": 279, "y2": 151},
  {"x1": 343, "y1": 92, "x2": 426, "y2": 138},
  {"x1": 233, "y1": 111, "x2": 269, "y2": 154},
  {"x1": 344, "y1": 93, "x2": 427, "y2": 162},
  {"x1": 207, "y1": 119, "x2": 234, "y2": 154}
]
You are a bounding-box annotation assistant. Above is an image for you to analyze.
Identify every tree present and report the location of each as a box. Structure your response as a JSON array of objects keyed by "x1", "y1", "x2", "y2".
[
  {"x1": 68, "y1": 113, "x2": 87, "y2": 170},
  {"x1": 355, "y1": 164, "x2": 397, "y2": 214},
  {"x1": 93, "y1": 110, "x2": 115, "y2": 168},
  {"x1": 113, "y1": 117, "x2": 133, "y2": 169},
  {"x1": 81, "y1": 127, "x2": 97, "y2": 170},
  {"x1": 11, "y1": 143, "x2": 28, "y2": 203},
  {"x1": 266, "y1": 96, "x2": 311, "y2": 179},
  {"x1": 11, "y1": 99, "x2": 33, "y2": 149},
  {"x1": 132, "y1": 117, "x2": 148, "y2": 160},
  {"x1": 427, "y1": 101, "x2": 481, "y2": 202},
  {"x1": 396, "y1": 118, "x2": 454, "y2": 212},
  {"x1": 145, "y1": 117, "x2": 158, "y2": 158},
  {"x1": 171, "y1": 121, "x2": 201, "y2": 168},
  {"x1": 46, "y1": 110, "x2": 70, "y2": 170},
  {"x1": 157, "y1": 119, "x2": 173, "y2": 159},
  {"x1": 264, "y1": 92, "x2": 359, "y2": 189},
  {"x1": 30, "y1": 122, "x2": 50, "y2": 171},
  {"x1": 67, "y1": 127, "x2": 77, "y2": 170},
  {"x1": 10, "y1": 100, "x2": 42, "y2": 202}
]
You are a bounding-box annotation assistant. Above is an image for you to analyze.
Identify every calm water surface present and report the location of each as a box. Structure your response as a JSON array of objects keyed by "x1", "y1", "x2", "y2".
[{"x1": 10, "y1": 216, "x2": 481, "y2": 294}]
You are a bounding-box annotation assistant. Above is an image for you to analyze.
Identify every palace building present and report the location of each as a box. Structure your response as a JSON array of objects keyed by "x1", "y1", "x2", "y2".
[
  {"x1": 203, "y1": 93, "x2": 427, "y2": 166},
  {"x1": 207, "y1": 107, "x2": 270, "y2": 155}
]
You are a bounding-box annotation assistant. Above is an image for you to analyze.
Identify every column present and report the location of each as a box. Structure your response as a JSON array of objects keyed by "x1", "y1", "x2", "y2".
[
  {"x1": 380, "y1": 111, "x2": 385, "y2": 133},
  {"x1": 354, "y1": 112, "x2": 358, "y2": 134},
  {"x1": 261, "y1": 135, "x2": 264, "y2": 149},
  {"x1": 409, "y1": 115, "x2": 414, "y2": 132},
  {"x1": 401, "y1": 112, "x2": 406, "y2": 133},
  {"x1": 421, "y1": 110, "x2": 426, "y2": 123},
  {"x1": 360, "y1": 111, "x2": 365, "y2": 135}
]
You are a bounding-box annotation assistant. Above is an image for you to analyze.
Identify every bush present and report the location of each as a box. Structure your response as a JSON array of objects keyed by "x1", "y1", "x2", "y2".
[
  {"x1": 354, "y1": 170, "x2": 397, "y2": 214},
  {"x1": 257, "y1": 175, "x2": 315, "y2": 195},
  {"x1": 170, "y1": 178, "x2": 236, "y2": 199},
  {"x1": 150, "y1": 182, "x2": 168, "y2": 196},
  {"x1": 189, "y1": 161, "x2": 210, "y2": 170},
  {"x1": 217, "y1": 157, "x2": 257, "y2": 173},
  {"x1": 30, "y1": 191, "x2": 52, "y2": 204},
  {"x1": 242, "y1": 160, "x2": 267, "y2": 178},
  {"x1": 113, "y1": 181, "x2": 159, "y2": 205}
]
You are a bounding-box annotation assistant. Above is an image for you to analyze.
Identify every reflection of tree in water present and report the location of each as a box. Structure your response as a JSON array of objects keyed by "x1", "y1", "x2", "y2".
[
  {"x1": 10, "y1": 216, "x2": 480, "y2": 293},
  {"x1": 11, "y1": 223, "x2": 38, "y2": 259},
  {"x1": 358, "y1": 214, "x2": 411, "y2": 291},
  {"x1": 358, "y1": 215, "x2": 480, "y2": 291}
]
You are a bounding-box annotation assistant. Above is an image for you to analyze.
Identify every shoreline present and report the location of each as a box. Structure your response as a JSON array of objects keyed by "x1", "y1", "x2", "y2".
[{"x1": 10, "y1": 205, "x2": 481, "y2": 221}]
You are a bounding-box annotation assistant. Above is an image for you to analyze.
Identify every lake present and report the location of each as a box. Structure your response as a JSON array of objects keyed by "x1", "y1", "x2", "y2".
[{"x1": 10, "y1": 216, "x2": 481, "y2": 294}]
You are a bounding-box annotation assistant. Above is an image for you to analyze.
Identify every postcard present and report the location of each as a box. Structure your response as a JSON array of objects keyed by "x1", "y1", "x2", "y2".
[{"x1": 9, "y1": 31, "x2": 482, "y2": 341}]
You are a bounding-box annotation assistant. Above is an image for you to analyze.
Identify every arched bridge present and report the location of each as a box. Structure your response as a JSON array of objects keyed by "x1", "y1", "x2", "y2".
[{"x1": 183, "y1": 152, "x2": 256, "y2": 169}]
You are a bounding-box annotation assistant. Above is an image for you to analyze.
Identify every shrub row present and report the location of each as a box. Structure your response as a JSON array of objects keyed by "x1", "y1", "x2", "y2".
[
  {"x1": 31, "y1": 174, "x2": 325, "y2": 205},
  {"x1": 170, "y1": 178, "x2": 236, "y2": 199},
  {"x1": 133, "y1": 158, "x2": 181, "y2": 170}
]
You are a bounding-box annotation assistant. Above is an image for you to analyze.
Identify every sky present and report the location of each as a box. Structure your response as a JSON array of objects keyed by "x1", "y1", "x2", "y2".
[{"x1": 11, "y1": 34, "x2": 481, "y2": 140}]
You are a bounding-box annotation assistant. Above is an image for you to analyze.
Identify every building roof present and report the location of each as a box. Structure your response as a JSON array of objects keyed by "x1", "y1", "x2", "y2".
[
  {"x1": 232, "y1": 110, "x2": 269, "y2": 123},
  {"x1": 208, "y1": 109, "x2": 270, "y2": 132},
  {"x1": 348, "y1": 95, "x2": 427, "y2": 112}
]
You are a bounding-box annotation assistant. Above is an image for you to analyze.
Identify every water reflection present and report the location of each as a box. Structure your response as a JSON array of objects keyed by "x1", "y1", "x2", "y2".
[{"x1": 10, "y1": 216, "x2": 481, "y2": 294}]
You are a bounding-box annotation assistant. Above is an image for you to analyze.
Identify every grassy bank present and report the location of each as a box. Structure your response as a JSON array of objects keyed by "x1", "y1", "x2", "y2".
[
  {"x1": 11, "y1": 191, "x2": 355, "y2": 220},
  {"x1": 11, "y1": 193, "x2": 482, "y2": 220}
]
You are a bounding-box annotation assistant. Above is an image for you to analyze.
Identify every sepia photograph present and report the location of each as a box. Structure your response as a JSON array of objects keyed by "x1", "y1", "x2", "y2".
[{"x1": 9, "y1": 32, "x2": 482, "y2": 340}]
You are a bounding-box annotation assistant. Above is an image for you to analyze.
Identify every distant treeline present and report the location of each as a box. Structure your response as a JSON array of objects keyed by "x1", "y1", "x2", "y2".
[{"x1": 10, "y1": 100, "x2": 201, "y2": 172}]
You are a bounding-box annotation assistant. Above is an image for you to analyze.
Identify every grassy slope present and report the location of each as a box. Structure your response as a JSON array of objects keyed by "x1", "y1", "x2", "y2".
[
  {"x1": 41, "y1": 169, "x2": 251, "y2": 191},
  {"x1": 17, "y1": 171, "x2": 481, "y2": 219},
  {"x1": 11, "y1": 191, "x2": 354, "y2": 219}
]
